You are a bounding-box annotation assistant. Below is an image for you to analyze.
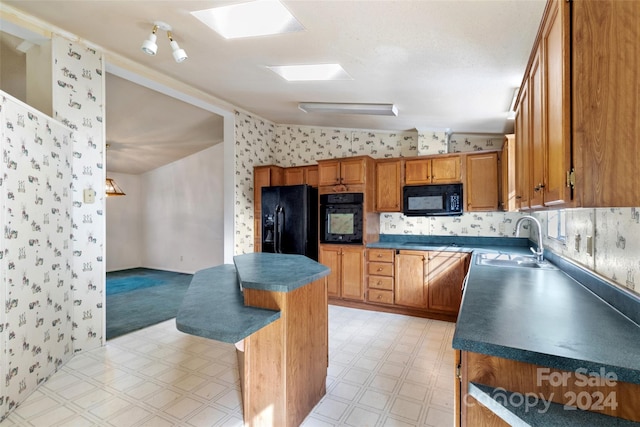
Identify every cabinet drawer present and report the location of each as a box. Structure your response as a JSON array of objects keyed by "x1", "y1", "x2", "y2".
[
  {"x1": 368, "y1": 262, "x2": 394, "y2": 277},
  {"x1": 367, "y1": 276, "x2": 394, "y2": 291},
  {"x1": 368, "y1": 289, "x2": 393, "y2": 305},
  {"x1": 367, "y1": 248, "x2": 394, "y2": 263}
]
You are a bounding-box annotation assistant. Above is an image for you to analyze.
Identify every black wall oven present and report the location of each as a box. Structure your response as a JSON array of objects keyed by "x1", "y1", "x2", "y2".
[
  {"x1": 403, "y1": 183, "x2": 463, "y2": 216},
  {"x1": 320, "y1": 193, "x2": 364, "y2": 244}
]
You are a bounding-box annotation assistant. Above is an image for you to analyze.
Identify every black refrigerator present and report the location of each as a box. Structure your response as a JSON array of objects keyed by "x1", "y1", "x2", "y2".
[{"x1": 261, "y1": 184, "x2": 318, "y2": 261}]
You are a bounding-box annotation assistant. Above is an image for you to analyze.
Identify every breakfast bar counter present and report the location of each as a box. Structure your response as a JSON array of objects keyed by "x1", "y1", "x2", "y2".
[{"x1": 176, "y1": 253, "x2": 330, "y2": 427}]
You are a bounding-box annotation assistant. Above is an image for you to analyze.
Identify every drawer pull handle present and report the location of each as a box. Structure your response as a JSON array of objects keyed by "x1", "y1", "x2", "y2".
[
  {"x1": 377, "y1": 267, "x2": 383, "y2": 271},
  {"x1": 377, "y1": 253, "x2": 383, "y2": 257}
]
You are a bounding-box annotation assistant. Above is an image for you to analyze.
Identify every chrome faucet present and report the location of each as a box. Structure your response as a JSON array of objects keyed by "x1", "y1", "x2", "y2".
[{"x1": 515, "y1": 215, "x2": 544, "y2": 263}]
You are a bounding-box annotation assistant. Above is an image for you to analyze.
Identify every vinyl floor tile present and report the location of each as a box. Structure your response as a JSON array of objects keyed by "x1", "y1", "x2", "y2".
[{"x1": 3, "y1": 305, "x2": 455, "y2": 426}]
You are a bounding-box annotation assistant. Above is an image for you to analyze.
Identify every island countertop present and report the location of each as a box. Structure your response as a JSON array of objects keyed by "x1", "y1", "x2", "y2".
[
  {"x1": 235, "y1": 252, "x2": 330, "y2": 293},
  {"x1": 176, "y1": 253, "x2": 330, "y2": 343}
]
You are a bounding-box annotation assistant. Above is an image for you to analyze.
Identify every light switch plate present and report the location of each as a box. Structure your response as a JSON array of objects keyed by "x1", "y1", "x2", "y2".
[
  {"x1": 586, "y1": 235, "x2": 593, "y2": 256},
  {"x1": 574, "y1": 234, "x2": 581, "y2": 252},
  {"x1": 83, "y1": 188, "x2": 96, "y2": 204}
]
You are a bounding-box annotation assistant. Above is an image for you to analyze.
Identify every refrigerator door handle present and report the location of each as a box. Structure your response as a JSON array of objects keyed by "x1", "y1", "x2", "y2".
[{"x1": 275, "y1": 205, "x2": 284, "y2": 253}]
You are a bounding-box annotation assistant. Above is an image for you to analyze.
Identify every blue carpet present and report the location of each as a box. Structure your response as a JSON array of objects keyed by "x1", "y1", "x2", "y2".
[{"x1": 106, "y1": 268, "x2": 193, "y2": 340}]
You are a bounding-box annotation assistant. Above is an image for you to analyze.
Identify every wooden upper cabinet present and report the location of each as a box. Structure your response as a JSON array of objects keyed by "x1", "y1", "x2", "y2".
[
  {"x1": 317, "y1": 160, "x2": 341, "y2": 186},
  {"x1": 572, "y1": 0, "x2": 640, "y2": 206},
  {"x1": 253, "y1": 165, "x2": 283, "y2": 251},
  {"x1": 305, "y1": 166, "x2": 319, "y2": 187},
  {"x1": 340, "y1": 158, "x2": 367, "y2": 185},
  {"x1": 542, "y1": 0, "x2": 571, "y2": 207},
  {"x1": 283, "y1": 165, "x2": 319, "y2": 187},
  {"x1": 317, "y1": 156, "x2": 369, "y2": 188},
  {"x1": 405, "y1": 156, "x2": 460, "y2": 185},
  {"x1": 465, "y1": 152, "x2": 499, "y2": 212},
  {"x1": 501, "y1": 135, "x2": 517, "y2": 212},
  {"x1": 514, "y1": 0, "x2": 572, "y2": 209},
  {"x1": 515, "y1": 81, "x2": 531, "y2": 211},
  {"x1": 375, "y1": 159, "x2": 402, "y2": 212},
  {"x1": 529, "y1": 46, "x2": 545, "y2": 210},
  {"x1": 284, "y1": 167, "x2": 305, "y2": 186}
]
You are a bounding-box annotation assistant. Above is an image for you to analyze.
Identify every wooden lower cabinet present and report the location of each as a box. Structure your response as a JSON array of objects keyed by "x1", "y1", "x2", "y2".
[
  {"x1": 319, "y1": 245, "x2": 365, "y2": 301},
  {"x1": 395, "y1": 250, "x2": 470, "y2": 315},
  {"x1": 456, "y1": 350, "x2": 640, "y2": 426},
  {"x1": 395, "y1": 250, "x2": 428, "y2": 308},
  {"x1": 323, "y1": 247, "x2": 469, "y2": 319},
  {"x1": 427, "y1": 252, "x2": 469, "y2": 314},
  {"x1": 366, "y1": 248, "x2": 395, "y2": 304}
]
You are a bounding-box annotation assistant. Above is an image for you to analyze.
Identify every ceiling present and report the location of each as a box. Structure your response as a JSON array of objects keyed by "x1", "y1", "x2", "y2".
[{"x1": 2, "y1": 0, "x2": 546, "y2": 173}]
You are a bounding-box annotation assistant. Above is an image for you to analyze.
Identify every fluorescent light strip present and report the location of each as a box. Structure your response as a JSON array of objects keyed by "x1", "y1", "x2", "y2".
[
  {"x1": 191, "y1": 0, "x2": 304, "y2": 39},
  {"x1": 268, "y1": 64, "x2": 351, "y2": 81},
  {"x1": 298, "y1": 102, "x2": 398, "y2": 116}
]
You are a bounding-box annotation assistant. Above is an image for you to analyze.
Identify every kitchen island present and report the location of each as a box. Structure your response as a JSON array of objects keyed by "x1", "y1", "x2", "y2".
[{"x1": 176, "y1": 253, "x2": 330, "y2": 427}]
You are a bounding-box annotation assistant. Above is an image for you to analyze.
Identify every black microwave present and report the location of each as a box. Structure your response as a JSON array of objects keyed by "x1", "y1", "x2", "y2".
[{"x1": 403, "y1": 183, "x2": 463, "y2": 216}]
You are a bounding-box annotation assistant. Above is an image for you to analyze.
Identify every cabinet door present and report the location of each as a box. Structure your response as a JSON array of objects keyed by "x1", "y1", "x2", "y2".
[
  {"x1": 529, "y1": 47, "x2": 545, "y2": 210},
  {"x1": 515, "y1": 81, "x2": 531, "y2": 210},
  {"x1": 395, "y1": 251, "x2": 427, "y2": 308},
  {"x1": 341, "y1": 246, "x2": 364, "y2": 301},
  {"x1": 542, "y1": 0, "x2": 571, "y2": 207},
  {"x1": 431, "y1": 156, "x2": 461, "y2": 184},
  {"x1": 466, "y1": 152, "x2": 499, "y2": 211},
  {"x1": 305, "y1": 166, "x2": 319, "y2": 187},
  {"x1": 404, "y1": 159, "x2": 431, "y2": 185},
  {"x1": 319, "y1": 246, "x2": 341, "y2": 298},
  {"x1": 376, "y1": 160, "x2": 402, "y2": 212},
  {"x1": 284, "y1": 167, "x2": 305, "y2": 185},
  {"x1": 427, "y1": 252, "x2": 468, "y2": 314},
  {"x1": 502, "y1": 135, "x2": 517, "y2": 212},
  {"x1": 318, "y1": 160, "x2": 341, "y2": 186},
  {"x1": 340, "y1": 158, "x2": 366, "y2": 185},
  {"x1": 254, "y1": 166, "x2": 282, "y2": 251}
]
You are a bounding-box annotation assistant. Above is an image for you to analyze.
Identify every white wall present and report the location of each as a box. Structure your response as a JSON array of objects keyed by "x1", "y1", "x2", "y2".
[
  {"x1": 141, "y1": 144, "x2": 225, "y2": 273},
  {"x1": 105, "y1": 172, "x2": 142, "y2": 271}
]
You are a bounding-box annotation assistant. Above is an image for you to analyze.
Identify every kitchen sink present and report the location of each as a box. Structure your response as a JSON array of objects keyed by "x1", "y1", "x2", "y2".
[{"x1": 475, "y1": 253, "x2": 558, "y2": 270}]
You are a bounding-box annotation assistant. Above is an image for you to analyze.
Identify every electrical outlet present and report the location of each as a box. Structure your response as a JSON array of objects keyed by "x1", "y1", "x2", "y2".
[
  {"x1": 499, "y1": 222, "x2": 506, "y2": 234},
  {"x1": 574, "y1": 234, "x2": 581, "y2": 252},
  {"x1": 586, "y1": 236, "x2": 593, "y2": 256}
]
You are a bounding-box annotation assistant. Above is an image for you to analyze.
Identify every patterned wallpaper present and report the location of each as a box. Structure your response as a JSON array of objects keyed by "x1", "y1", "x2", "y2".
[
  {"x1": 449, "y1": 133, "x2": 504, "y2": 153},
  {"x1": 536, "y1": 208, "x2": 640, "y2": 295},
  {"x1": 51, "y1": 36, "x2": 105, "y2": 353},
  {"x1": 0, "y1": 36, "x2": 105, "y2": 420},
  {"x1": 234, "y1": 112, "x2": 639, "y2": 298},
  {"x1": 234, "y1": 112, "x2": 513, "y2": 255},
  {"x1": 1, "y1": 94, "x2": 75, "y2": 419}
]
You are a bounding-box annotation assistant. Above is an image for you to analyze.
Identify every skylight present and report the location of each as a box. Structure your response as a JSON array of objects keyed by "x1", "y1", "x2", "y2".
[
  {"x1": 268, "y1": 64, "x2": 352, "y2": 81},
  {"x1": 191, "y1": 0, "x2": 304, "y2": 39}
]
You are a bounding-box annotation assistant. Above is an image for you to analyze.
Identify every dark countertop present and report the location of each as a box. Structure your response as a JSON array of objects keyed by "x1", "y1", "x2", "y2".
[
  {"x1": 176, "y1": 253, "x2": 330, "y2": 343},
  {"x1": 234, "y1": 252, "x2": 330, "y2": 292},
  {"x1": 367, "y1": 236, "x2": 640, "y2": 385}
]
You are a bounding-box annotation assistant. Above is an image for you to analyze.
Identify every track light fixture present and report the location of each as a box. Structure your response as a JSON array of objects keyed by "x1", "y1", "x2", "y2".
[
  {"x1": 141, "y1": 24, "x2": 158, "y2": 56},
  {"x1": 167, "y1": 31, "x2": 188, "y2": 63},
  {"x1": 141, "y1": 21, "x2": 188, "y2": 63}
]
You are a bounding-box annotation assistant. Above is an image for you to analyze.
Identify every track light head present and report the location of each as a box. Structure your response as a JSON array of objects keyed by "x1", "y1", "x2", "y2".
[
  {"x1": 141, "y1": 24, "x2": 158, "y2": 56},
  {"x1": 167, "y1": 31, "x2": 188, "y2": 63}
]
